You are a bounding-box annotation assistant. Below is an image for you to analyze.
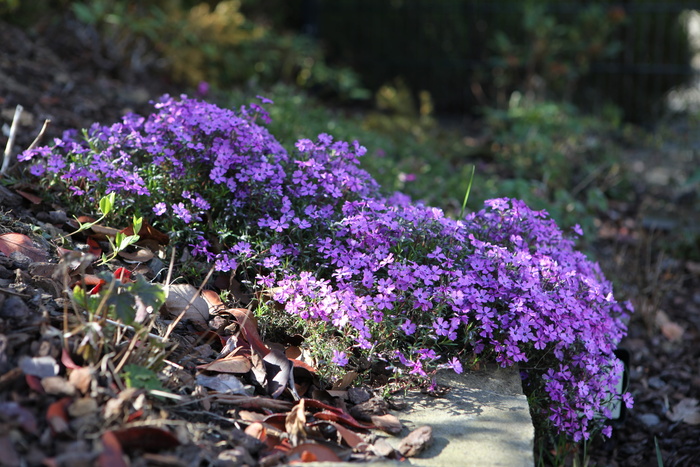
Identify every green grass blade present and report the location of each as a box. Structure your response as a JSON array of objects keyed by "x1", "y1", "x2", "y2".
[{"x1": 459, "y1": 165, "x2": 476, "y2": 219}]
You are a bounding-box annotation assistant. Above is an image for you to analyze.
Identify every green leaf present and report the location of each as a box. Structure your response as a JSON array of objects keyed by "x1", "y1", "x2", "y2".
[
  {"x1": 122, "y1": 364, "x2": 164, "y2": 391},
  {"x1": 119, "y1": 235, "x2": 140, "y2": 251},
  {"x1": 129, "y1": 276, "x2": 166, "y2": 312},
  {"x1": 73, "y1": 284, "x2": 87, "y2": 309},
  {"x1": 133, "y1": 215, "x2": 143, "y2": 235},
  {"x1": 106, "y1": 291, "x2": 136, "y2": 325},
  {"x1": 99, "y1": 193, "x2": 115, "y2": 216}
]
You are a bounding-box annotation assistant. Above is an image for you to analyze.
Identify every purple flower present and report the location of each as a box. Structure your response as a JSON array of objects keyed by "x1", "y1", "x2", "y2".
[
  {"x1": 153, "y1": 202, "x2": 167, "y2": 216},
  {"x1": 332, "y1": 350, "x2": 349, "y2": 367},
  {"x1": 172, "y1": 202, "x2": 192, "y2": 223}
]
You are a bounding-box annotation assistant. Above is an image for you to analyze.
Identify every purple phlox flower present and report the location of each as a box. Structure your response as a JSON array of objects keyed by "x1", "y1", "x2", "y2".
[
  {"x1": 401, "y1": 319, "x2": 417, "y2": 336},
  {"x1": 332, "y1": 350, "x2": 349, "y2": 367},
  {"x1": 153, "y1": 202, "x2": 167, "y2": 216},
  {"x1": 172, "y1": 202, "x2": 192, "y2": 223}
]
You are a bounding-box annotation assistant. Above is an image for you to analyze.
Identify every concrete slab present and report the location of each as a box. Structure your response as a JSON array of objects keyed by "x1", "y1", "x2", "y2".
[{"x1": 307, "y1": 364, "x2": 534, "y2": 467}]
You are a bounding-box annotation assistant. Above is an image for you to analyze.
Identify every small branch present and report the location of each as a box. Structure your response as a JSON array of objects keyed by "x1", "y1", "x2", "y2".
[
  {"x1": 27, "y1": 118, "x2": 51, "y2": 151},
  {"x1": 1, "y1": 104, "x2": 23, "y2": 176}
]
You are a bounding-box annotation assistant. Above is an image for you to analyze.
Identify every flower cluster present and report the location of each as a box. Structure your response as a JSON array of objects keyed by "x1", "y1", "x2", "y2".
[{"x1": 20, "y1": 95, "x2": 632, "y2": 440}]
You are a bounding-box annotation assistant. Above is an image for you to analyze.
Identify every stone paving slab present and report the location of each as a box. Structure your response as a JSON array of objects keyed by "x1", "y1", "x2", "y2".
[{"x1": 307, "y1": 365, "x2": 534, "y2": 467}]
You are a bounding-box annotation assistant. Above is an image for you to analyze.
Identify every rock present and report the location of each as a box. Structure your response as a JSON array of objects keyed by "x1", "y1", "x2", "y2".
[
  {"x1": 638, "y1": 413, "x2": 661, "y2": 428},
  {"x1": 1, "y1": 295, "x2": 29, "y2": 319},
  {"x1": 398, "y1": 425, "x2": 433, "y2": 457}
]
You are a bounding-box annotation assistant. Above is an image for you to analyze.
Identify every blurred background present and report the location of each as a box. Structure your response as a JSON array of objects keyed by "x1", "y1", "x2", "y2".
[{"x1": 2, "y1": 1, "x2": 700, "y2": 465}]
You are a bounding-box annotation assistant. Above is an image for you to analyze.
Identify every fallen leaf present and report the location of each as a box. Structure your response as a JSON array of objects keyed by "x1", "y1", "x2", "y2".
[
  {"x1": 313, "y1": 411, "x2": 374, "y2": 430},
  {"x1": 201, "y1": 289, "x2": 225, "y2": 313},
  {"x1": 164, "y1": 284, "x2": 210, "y2": 324},
  {"x1": 286, "y1": 443, "x2": 342, "y2": 463},
  {"x1": 230, "y1": 308, "x2": 268, "y2": 357},
  {"x1": 121, "y1": 222, "x2": 169, "y2": 245},
  {"x1": 370, "y1": 413, "x2": 403, "y2": 435},
  {"x1": 0, "y1": 232, "x2": 48, "y2": 262},
  {"x1": 15, "y1": 189, "x2": 42, "y2": 204},
  {"x1": 197, "y1": 354, "x2": 252, "y2": 374},
  {"x1": 113, "y1": 267, "x2": 133, "y2": 283},
  {"x1": 264, "y1": 348, "x2": 295, "y2": 399},
  {"x1": 333, "y1": 371, "x2": 358, "y2": 390},
  {"x1": 46, "y1": 397, "x2": 72, "y2": 435},
  {"x1": 285, "y1": 399, "x2": 307, "y2": 444},
  {"x1": 117, "y1": 248, "x2": 154, "y2": 264},
  {"x1": 86, "y1": 236, "x2": 102, "y2": 257},
  {"x1": 656, "y1": 310, "x2": 684, "y2": 342},
  {"x1": 244, "y1": 422, "x2": 267, "y2": 441},
  {"x1": 196, "y1": 373, "x2": 249, "y2": 394},
  {"x1": 60, "y1": 348, "x2": 82, "y2": 370},
  {"x1": 210, "y1": 394, "x2": 294, "y2": 411},
  {"x1": 666, "y1": 398, "x2": 700, "y2": 425},
  {"x1": 309, "y1": 420, "x2": 366, "y2": 450},
  {"x1": 111, "y1": 426, "x2": 180, "y2": 453},
  {"x1": 68, "y1": 367, "x2": 93, "y2": 394},
  {"x1": 98, "y1": 431, "x2": 128, "y2": 467},
  {"x1": 398, "y1": 425, "x2": 433, "y2": 457}
]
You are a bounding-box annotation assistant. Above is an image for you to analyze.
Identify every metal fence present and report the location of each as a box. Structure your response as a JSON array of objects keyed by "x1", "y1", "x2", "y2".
[{"x1": 305, "y1": 0, "x2": 700, "y2": 120}]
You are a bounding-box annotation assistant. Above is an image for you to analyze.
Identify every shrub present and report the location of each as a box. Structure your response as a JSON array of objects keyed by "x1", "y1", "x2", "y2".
[{"x1": 19, "y1": 95, "x2": 632, "y2": 441}]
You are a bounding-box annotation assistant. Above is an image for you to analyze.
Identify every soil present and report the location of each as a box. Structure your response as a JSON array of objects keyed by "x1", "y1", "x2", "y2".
[{"x1": 2, "y1": 15, "x2": 700, "y2": 467}]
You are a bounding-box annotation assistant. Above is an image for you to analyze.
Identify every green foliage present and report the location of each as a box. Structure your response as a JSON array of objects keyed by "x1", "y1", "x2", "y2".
[
  {"x1": 61, "y1": 0, "x2": 369, "y2": 101},
  {"x1": 486, "y1": 1, "x2": 624, "y2": 105},
  {"x1": 479, "y1": 96, "x2": 631, "y2": 234},
  {"x1": 122, "y1": 364, "x2": 165, "y2": 391}
]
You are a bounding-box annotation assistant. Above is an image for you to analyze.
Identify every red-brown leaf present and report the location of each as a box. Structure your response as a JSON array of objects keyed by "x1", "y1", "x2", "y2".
[
  {"x1": 15, "y1": 189, "x2": 42, "y2": 205},
  {"x1": 98, "y1": 431, "x2": 128, "y2": 467},
  {"x1": 313, "y1": 411, "x2": 374, "y2": 430},
  {"x1": 86, "y1": 236, "x2": 102, "y2": 257},
  {"x1": 46, "y1": 397, "x2": 72, "y2": 435},
  {"x1": 0, "y1": 232, "x2": 48, "y2": 262},
  {"x1": 111, "y1": 426, "x2": 180, "y2": 453},
  {"x1": 286, "y1": 443, "x2": 342, "y2": 463}
]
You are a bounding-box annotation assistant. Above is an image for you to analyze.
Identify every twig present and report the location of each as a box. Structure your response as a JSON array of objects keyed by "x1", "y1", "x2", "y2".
[
  {"x1": 27, "y1": 119, "x2": 51, "y2": 151},
  {"x1": 163, "y1": 264, "x2": 216, "y2": 341},
  {"x1": 1, "y1": 104, "x2": 23, "y2": 176}
]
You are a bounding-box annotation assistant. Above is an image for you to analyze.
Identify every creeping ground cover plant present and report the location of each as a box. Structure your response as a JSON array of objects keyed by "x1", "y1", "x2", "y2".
[{"x1": 19, "y1": 94, "x2": 633, "y2": 441}]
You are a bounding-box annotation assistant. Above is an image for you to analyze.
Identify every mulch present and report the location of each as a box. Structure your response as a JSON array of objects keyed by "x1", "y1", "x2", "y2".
[{"x1": 2, "y1": 15, "x2": 700, "y2": 467}]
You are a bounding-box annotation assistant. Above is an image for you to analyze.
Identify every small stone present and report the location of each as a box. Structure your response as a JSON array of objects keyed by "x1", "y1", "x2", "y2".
[
  {"x1": 67, "y1": 397, "x2": 98, "y2": 418},
  {"x1": 648, "y1": 376, "x2": 666, "y2": 389},
  {"x1": 638, "y1": 413, "x2": 661, "y2": 427},
  {"x1": 1, "y1": 295, "x2": 29, "y2": 318},
  {"x1": 348, "y1": 386, "x2": 372, "y2": 405},
  {"x1": 41, "y1": 376, "x2": 76, "y2": 396},
  {"x1": 398, "y1": 425, "x2": 433, "y2": 457}
]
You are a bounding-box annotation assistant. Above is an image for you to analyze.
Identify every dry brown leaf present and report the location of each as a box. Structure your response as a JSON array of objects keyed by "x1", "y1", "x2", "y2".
[
  {"x1": 369, "y1": 413, "x2": 403, "y2": 435},
  {"x1": 655, "y1": 310, "x2": 684, "y2": 342},
  {"x1": 197, "y1": 354, "x2": 252, "y2": 374},
  {"x1": 0, "y1": 232, "x2": 48, "y2": 262},
  {"x1": 117, "y1": 247, "x2": 154, "y2": 263},
  {"x1": 286, "y1": 443, "x2": 342, "y2": 463},
  {"x1": 164, "y1": 284, "x2": 210, "y2": 324},
  {"x1": 666, "y1": 398, "x2": 700, "y2": 425},
  {"x1": 333, "y1": 371, "x2": 358, "y2": 390},
  {"x1": 201, "y1": 289, "x2": 225, "y2": 313},
  {"x1": 68, "y1": 367, "x2": 93, "y2": 394},
  {"x1": 285, "y1": 398, "x2": 306, "y2": 445},
  {"x1": 264, "y1": 348, "x2": 294, "y2": 399}
]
